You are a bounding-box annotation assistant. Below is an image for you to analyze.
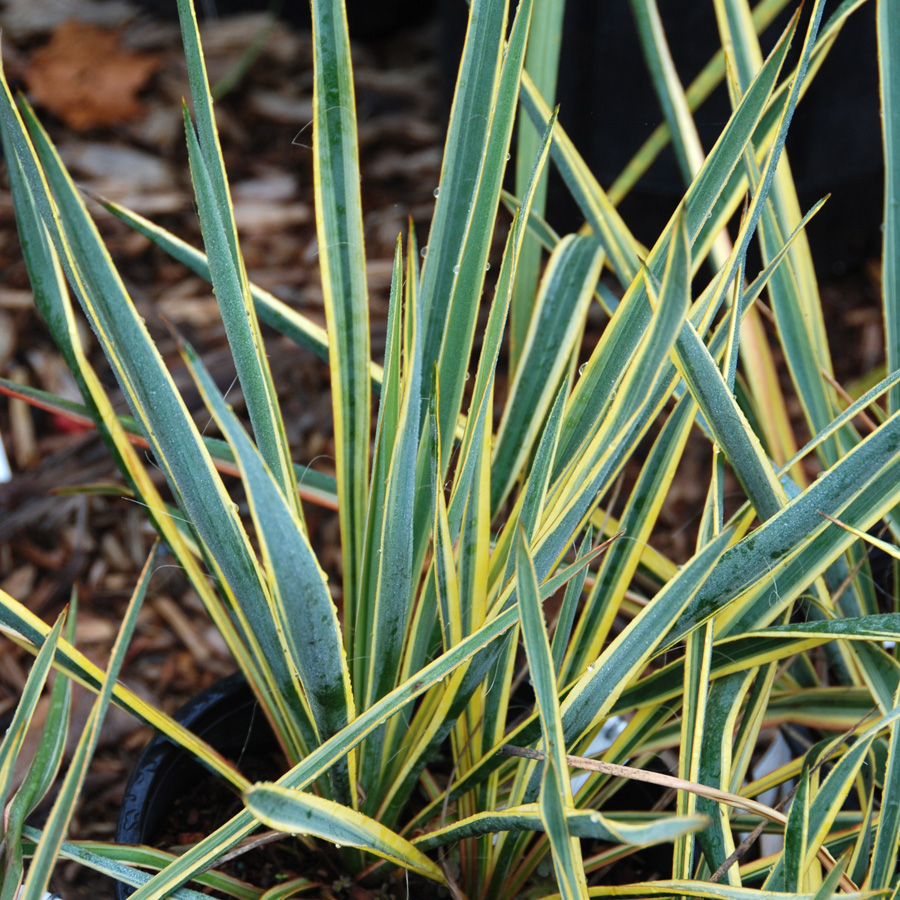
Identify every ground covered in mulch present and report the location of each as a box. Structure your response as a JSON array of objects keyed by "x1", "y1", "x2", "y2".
[{"x1": 0, "y1": 1, "x2": 886, "y2": 898}]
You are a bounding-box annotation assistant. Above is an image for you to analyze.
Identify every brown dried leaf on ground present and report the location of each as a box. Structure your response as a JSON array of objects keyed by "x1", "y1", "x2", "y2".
[{"x1": 23, "y1": 21, "x2": 161, "y2": 130}]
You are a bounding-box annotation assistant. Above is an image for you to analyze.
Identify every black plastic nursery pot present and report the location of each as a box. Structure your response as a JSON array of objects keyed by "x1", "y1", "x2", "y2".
[
  {"x1": 116, "y1": 678, "x2": 444, "y2": 898},
  {"x1": 116, "y1": 672, "x2": 289, "y2": 898}
]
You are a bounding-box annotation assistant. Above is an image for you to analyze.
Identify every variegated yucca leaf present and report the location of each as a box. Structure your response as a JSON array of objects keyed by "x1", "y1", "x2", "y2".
[
  {"x1": 18, "y1": 547, "x2": 155, "y2": 900},
  {"x1": 243, "y1": 782, "x2": 444, "y2": 881},
  {"x1": 0, "y1": 604, "x2": 72, "y2": 900},
  {"x1": 517, "y1": 529, "x2": 589, "y2": 899},
  {"x1": 310, "y1": 0, "x2": 371, "y2": 631},
  {"x1": 179, "y1": 336, "x2": 356, "y2": 803},
  {"x1": 882, "y1": 0, "x2": 900, "y2": 416},
  {"x1": 19, "y1": 828, "x2": 233, "y2": 900},
  {"x1": 509, "y1": 0, "x2": 565, "y2": 372}
]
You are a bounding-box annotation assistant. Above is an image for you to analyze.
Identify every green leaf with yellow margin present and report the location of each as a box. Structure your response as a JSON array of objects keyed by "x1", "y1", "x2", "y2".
[{"x1": 243, "y1": 782, "x2": 443, "y2": 882}]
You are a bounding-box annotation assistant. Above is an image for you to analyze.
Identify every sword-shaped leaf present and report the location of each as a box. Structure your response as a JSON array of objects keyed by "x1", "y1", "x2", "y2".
[
  {"x1": 19, "y1": 827, "x2": 235, "y2": 900},
  {"x1": 433, "y1": 0, "x2": 535, "y2": 468},
  {"x1": 414, "y1": 804, "x2": 707, "y2": 851},
  {"x1": 18, "y1": 546, "x2": 155, "y2": 900},
  {"x1": 868, "y1": 684, "x2": 900, "y2": 890},
  {"x1": 0, "y1": 612, "x2": 66, "y2": 817},
  {"x1": 179, "y1": 337, "x2": 356, "y2": 803},
  {"x1": 492, "y1": 235, "x2": 603, "y2": 512},
  {"x1": 0, "y1": 607, "x2": 73, "y2": 900},
  {"x1": 509, "y1": 0, "x2": 566, "y2": 372},
  {"x1": 0, "y1": 75, "x2": 312, "y2": 755},
  {"x1": 517, "y1": 529, "x2": 589, "y2": 899},
  {"x1": 181, "y1": 103, "x2": 300, "y2": 513},
  {"x1": 881, "y1": 0, "x2": 900, "y2": 415},
  {"x1": 243, "y1": 782, "x2": 443, "y2": 882},
  {"x1": 310, "y1": 0, "x2": 371, "y2": 615},
  {"x1": 765, "y1": 704, "x2": 900, "y2": 891}
]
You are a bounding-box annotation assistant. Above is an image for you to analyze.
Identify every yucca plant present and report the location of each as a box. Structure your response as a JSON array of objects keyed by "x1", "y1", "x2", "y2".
[{"x1": 3, "y1": 0, "x2": 900, "y2": 896}]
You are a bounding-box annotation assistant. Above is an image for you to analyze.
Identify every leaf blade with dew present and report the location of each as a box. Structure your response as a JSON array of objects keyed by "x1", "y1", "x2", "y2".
[
  {"x1": 529, "y1": 209, "x2": 691, "y2": 591},
  {"x1": 491, "y1": 234, "x2": 603, "y2": 513},
  {"x1": 659, "y1": 407, "x2": 900, "y2": 649},
  {"x1": 475, "y1": 377, "x2": 573, "y2": 816},
  {"x1": 353, "y1": 238, "x2": 404, "y2": 697},
  {"x1": 310, "y1": 0, "x2": 371, "y2": 619},
  {"x1": 180, "y1": 103, "x2": 300, "y2": 515},
  {"x1": 432, "y1": 0, "x2": 535, "y2": 472},
  {"x1": 434, "y1": 449, "x2": 463, "y2": 654},
  {"x1": 673, "y1": 620, "x2": 715, "y2": 880},
  {"x1": 668, "y1": 309, "x2": 787, "y2": 521},
  {"x1": 178, "y1": 335, "x2": 356, "y2": 803},
  {"x1": 560, "y1": 391, "x2": 697, "y2": 683},
  {"x1": 556, "y1": 528, "x2": 734, "y2": 767},
  {"x1": 417, "y1": 0, "x2": 508, "y2": 385},
  {"x1": 452, "y1": 104, "x2": 558, "y2": 518},
  {"x1": 881, "y1": 0, "x2": 900, "y2": 415},
  {"x1": 612, "y1": 612, "x2": 900, "y2": 718},
  {"x1": 413, "y1": 804, "x2": 708, "y2": 851},
  {"x1": 353, "y1": 272, "x2": 430, "y2": 818},
  {"x1": 360, "y1": 274, "x2": 424, "y2": 716},
  {"x1": 517, "y1": 529, "x2": 589, "y2": 899},
  {"x1": 243, "y1": 782, "x2": 444, "y2": 882},
  {"x1": 868, "y1": 683, "x2": 900, "y2": 890},
  {"x1": 782, "y1": 767, "x2": 810, "y2": 892},
  {"x1": 550, "y1": 525, "x2": 593, "y2": 679},
  {"x1": 176, "y1": 0, "x2": 302, "y2": 518},
  {"x1": 509, "y1": 0, "x2": 566, "y2": 374}
]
